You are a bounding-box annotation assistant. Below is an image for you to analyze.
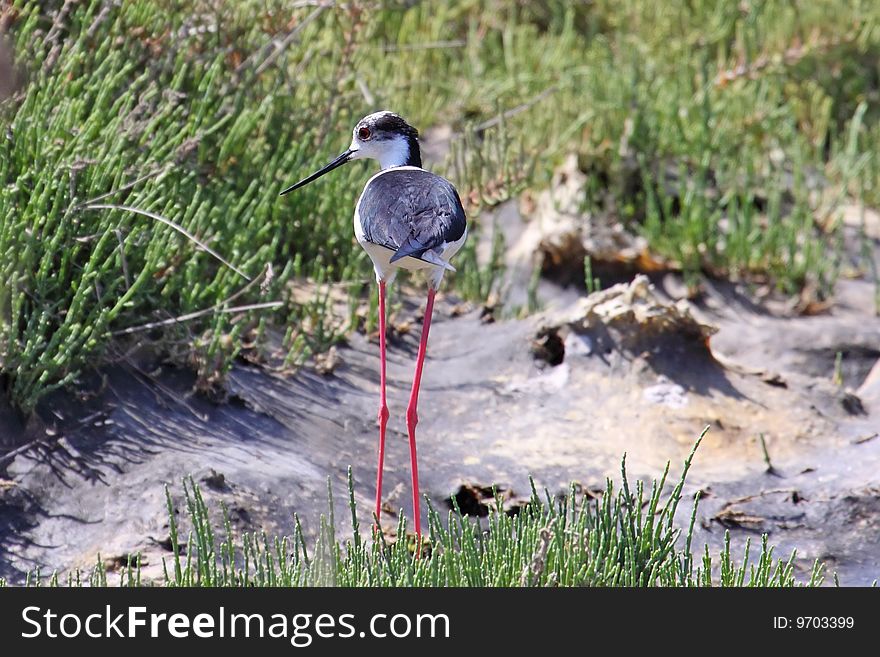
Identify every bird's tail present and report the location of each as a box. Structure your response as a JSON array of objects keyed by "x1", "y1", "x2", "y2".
[
  {"x1": 390, "y1": 238, "x2": 456, "y2": 272},
  {"x1": 420, "y1": 249, "x2": 456, "y2": 272}
]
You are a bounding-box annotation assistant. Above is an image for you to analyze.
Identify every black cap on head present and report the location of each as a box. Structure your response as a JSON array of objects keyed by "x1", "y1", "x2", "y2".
[{"x1": 364, "y1": 112, "x2": 419, "y2": 140}]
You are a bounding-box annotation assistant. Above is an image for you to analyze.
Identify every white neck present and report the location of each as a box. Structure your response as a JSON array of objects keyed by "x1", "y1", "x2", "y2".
[{"x1": 377, "y1": 136, "x2": 413, "y2": 169}]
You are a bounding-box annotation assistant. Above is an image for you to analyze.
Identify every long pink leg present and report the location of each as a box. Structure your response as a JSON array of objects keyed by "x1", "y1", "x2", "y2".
[
  {"x1": 374, "y1": 280, "x2": 390, "y2": 531},
  {"x1": 405, "y1": 287, "x2": 436, "y2": 546}
]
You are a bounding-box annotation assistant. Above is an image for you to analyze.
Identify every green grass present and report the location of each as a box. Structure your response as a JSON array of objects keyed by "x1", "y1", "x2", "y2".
[
  {"x1": 2, "y1": 0, "x2": 880, "y2": 409},
  {"x1": 1, "y1": 432, "x2": 828, "y2": 588}
]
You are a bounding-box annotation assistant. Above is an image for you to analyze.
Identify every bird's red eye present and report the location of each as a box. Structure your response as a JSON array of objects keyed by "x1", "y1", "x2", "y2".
[{"x1": 358, "y1": 126, "x2": 371, "y2": 140}]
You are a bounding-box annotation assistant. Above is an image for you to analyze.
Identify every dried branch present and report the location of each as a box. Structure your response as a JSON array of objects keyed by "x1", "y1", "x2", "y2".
[
  {"x1": 111, "y1": 301, "x2": 282, "y2": 336},
  {"x1": 474, "y1": 85, "x2": 558, "y2": 132},
  {"x1": 237, "y1": 4, "x2": 330, "y2": 76},
  {"x1": 112, "y1": 264, "x2": 280, "y2": 336},
  {"x1": 84, "y1": 203, "x2": 252, "y2": 282},
  {"x1": 71, "y1": 164, "x2": 170, "y2": 211}
]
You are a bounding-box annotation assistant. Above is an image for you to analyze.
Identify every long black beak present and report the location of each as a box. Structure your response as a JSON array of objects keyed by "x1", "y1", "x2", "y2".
[{"x1": 279, "y1": 149, "x2": 355, "y2": 196}]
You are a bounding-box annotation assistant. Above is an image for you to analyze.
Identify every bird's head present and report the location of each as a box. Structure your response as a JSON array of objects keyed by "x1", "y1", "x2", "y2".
[{"x1": 280, "y1": 111, "x2": 421, "y2": 196}]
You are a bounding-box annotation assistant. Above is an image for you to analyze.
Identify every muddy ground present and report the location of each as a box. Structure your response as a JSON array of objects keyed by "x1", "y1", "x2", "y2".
[{"x1": 1, "y1": 198, "x2": 879, "y2": 585}]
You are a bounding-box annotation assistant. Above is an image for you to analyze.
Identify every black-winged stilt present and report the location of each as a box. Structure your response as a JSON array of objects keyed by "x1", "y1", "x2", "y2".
[{"x1": 280, "y1": 111, "x2": 468, "y2": 542}]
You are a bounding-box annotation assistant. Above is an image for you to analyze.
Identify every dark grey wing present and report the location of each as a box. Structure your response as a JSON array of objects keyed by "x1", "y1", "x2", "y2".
[{"x1": 357, "y1": 169, "x2": 466, "y2": 263}]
